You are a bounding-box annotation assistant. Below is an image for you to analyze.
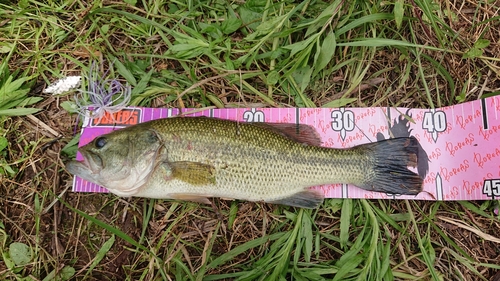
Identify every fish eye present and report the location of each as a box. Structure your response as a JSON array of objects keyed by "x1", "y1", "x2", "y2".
[{"x1": 94, "y1": 137, "x2": 107, "y2": 149}]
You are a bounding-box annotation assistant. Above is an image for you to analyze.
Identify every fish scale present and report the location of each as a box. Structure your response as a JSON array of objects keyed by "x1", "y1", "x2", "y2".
[
  {"x1": 66, "y1": 117, "x2": 424, "y2": 208},
  {"x1": 150, "y1": 119, "x2": 366, "y2": 195}
]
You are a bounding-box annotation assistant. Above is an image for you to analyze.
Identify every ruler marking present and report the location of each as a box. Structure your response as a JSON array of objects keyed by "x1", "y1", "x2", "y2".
[{"x1": 481, "y1": 98, "x2": 489, "y2": 130}]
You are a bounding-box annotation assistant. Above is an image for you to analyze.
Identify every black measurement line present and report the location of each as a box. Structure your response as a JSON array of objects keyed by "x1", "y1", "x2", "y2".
[{"x1": 481, "y1": 98, "x2": 489, "y2": 130}]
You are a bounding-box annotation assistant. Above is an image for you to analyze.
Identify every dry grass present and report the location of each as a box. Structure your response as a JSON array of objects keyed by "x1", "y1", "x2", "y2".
[{"x1": 1, "y1": 0, "x2": 500, "y2": 280}]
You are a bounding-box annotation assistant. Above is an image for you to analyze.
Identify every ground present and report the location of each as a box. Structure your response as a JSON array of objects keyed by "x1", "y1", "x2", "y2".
[{"x1": 1, "y1": 0, "x2": 500, "y2": 280}]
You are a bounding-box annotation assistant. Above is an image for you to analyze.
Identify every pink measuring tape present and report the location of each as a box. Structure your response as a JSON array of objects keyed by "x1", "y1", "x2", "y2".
[{"x1": 72, "y1": 96, "x2": 500, "y2": 201}]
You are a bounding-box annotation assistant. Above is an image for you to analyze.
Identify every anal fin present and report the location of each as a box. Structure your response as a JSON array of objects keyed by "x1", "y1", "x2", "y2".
[{"x1": 268, "y1": 189, "x2": 324, "y2": 209}]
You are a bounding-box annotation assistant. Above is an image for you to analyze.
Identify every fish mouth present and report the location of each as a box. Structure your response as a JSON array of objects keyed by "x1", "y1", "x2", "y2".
[
  {"x1": 66, "y1": 149, "x2": 103, "y2": 177},
  {"x1": 80, "y1": 150, "x2": 103, "y2": 174}
]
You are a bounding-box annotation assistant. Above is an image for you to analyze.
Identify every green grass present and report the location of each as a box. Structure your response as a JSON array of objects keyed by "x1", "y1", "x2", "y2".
[{"x1": 1, "y1": 0, "x2": 500, "y2": 280}]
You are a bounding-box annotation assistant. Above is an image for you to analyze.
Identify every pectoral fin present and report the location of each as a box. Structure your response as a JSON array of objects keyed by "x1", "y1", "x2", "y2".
[{"x1": 168, "y1": 161, "x2": 217, "y2": 186}]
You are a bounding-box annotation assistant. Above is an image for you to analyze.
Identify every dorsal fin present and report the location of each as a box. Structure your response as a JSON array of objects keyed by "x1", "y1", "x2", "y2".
[{"x1": 250, "y1": 123, "x2": 322, "y2": 146}]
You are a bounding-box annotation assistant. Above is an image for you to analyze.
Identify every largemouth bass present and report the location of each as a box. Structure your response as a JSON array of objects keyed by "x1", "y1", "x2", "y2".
[{"x1": 66, "y1": 117, "x2": 424, "y2": 208}]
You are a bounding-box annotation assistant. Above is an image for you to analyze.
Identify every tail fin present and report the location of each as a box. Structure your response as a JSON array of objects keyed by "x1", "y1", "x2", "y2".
[{"x1": 359, "y1": 137, "x2": 425, "y2": 195}]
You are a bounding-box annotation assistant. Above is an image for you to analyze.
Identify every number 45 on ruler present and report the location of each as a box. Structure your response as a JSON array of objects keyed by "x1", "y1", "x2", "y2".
[{"x1": 483, "y1": 179, "x2": 500, "y2": 199}]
